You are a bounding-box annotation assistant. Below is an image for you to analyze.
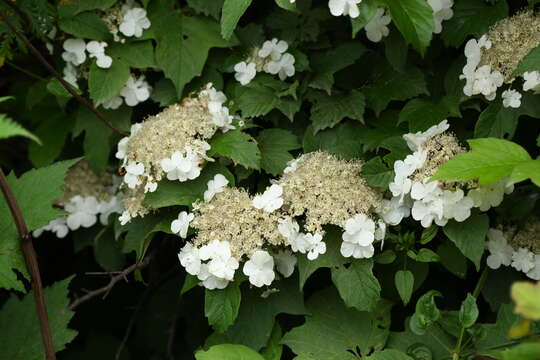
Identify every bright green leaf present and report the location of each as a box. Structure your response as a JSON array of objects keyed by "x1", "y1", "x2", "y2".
[
  {"x1": 331, "y1": 260, "x2": 381, "y2": 312},
  {"x1": 195, "y1": 344, "x2": 264, "y2": 360},
  {"x1": 58, "y1": 12, "x2": 111, "y2": 40},
  {"x1": 221, "y1": 0, "x2": 252, "y2": 40},
  {"x1": 107, "y1": 40, "x2": 156, "y2": 69},
  {"x1": 209, "y1": 130, "x2": 261, "y2": 169},
  {"x1": 509, "y1": 159, "x2": 540, "y2": 187},
  {"x1": 459, "y1": 293, "x2": 479, "y2": 328},
  {"x1": 409, "y1": 290, "x2": 442, "y2": 335},
  {"x1": 205, "y1": 281, "x2": 242, "y2": 333},
  {"x1": 0, "y1": 113, "x2": 40, "y2": 144}
]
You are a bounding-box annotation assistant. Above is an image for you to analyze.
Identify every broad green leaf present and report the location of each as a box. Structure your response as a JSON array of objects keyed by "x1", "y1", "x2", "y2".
[
  {"x1": 196, "y1": 344, "x2": 264, "y2": 360},
  {"x1": 420, "y1": 225, "x2": 438, "y2": 244},
  {"x1": 235, "y1": 82, "x2": 301, "y2": 121},
  {"x1": 437, "y1": 240, "x2": 467, "y2": 279},
  {"x1": 432, "y1": 138, "x2": 532, "y2": 185},
  {"x1": 409, "y1": 290, "x2": 442, "y2": 335},
  {"x1": 443, "y1": 213, "x2": 489, "y2": 271},
  {"x1": 459, "y1": 293, "x2": 479, "y2": 328},
  {"x1": 384, "y1": 29, "x2": 409, "y2": 73},
  {"x1": 282, "y1": 288, "x2": 391, "y2": 360},
  {"x1": 513, "y1": 45, "x2": 540, "y2": 76},
  {"x1": 441, "y1": 0, "x2": 508, "y2": 47},
  {"x1": 475, "y1": 304, "x2": 519, "y2": 351},
  {"x1": 303, "y1": 121, "x2": 366, "y2": 160},
  {"x1": 107, "y1": 40, "x2": 156, "y2": 69},
  {"x1": 482, "y1": 342, "x2": 540, "y2": 360},
  {"x1": 331, "y1": 260, "x2": 381, "y2": 312},
  {"x1": 509, "y1": 159, "x2": 540, "y2": 187},
  {"x1": 361, "y1": 157, "x2": 394, "y2": 189},
  {"x1": 395, "y1": 270, "x2": 414, "y2": 305},
  {"x1": 144, "y1": 162, "x2": 234, "y2": 209},
  {"x1": 260, "y1": 324, "x2": 283, "y2": 360},
  {"x1": 257, "y1": 129, "x2": 301, "y2": 176},
  {"x1": 58, "y1": 0, "x2": 116, "y2": 18},
  {"x1": 297, "y1": 229, "x2": 348, "y2": 288},
  {"x1": 0, "y1": 277, "x2": 77, "y2": 358},
  {"x1": 209, "y1": 130, "x2": 261, "y2": 169},
  {"x1": 381, "y1": 0, "x2": 434, "y2": 56},
  {"x1": 0, "y1": 113, "x2": 40, "y2": 144},
  {"x1": 0, "y1": 159, "x2": 79, "y2": 291},
  {"x1": 364, "y1": 65, "x2": 428, "y2": 116},
  {"x1": 310, "y1": 90, "x2": 365, "y2": 133},
  {"x1": 152, "y1": 11, "x2": 237, "y2": 97},
  {"x1": 151, "y1": 78, "x2": 178, "y2": 106},
  {"x1": 186, "y1": 0, "x2": 224, "y2": 19},
  {"x1": 28, "y1": 114, "x2": 73, "y2": 167},
  {"x1": 226, "y1": 276, "x2": 306, "y2": 350},
  {"x1": 474, "y1": 103, "x2": 519, "y2": 139},
  {"x1": 511, "y1": 281, "x2": 540, "y2": 320},
  {"x1": 88, "y1": 60, "x2": 130, "y2": 105},
  {"x1": 399, "y1": 98, "x2": 454, "y2": 133},
  {"x1": 205, "y1": 281, "x2": 242, "y2": 333},
  {"x1": 58, "y1": 12, "x2": 111, "y2": 40},
  {"x1": 221, "y1": 0, "x2": 252, "y2": 40}
]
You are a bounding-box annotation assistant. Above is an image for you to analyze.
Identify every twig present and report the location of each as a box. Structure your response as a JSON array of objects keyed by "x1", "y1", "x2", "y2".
[
  {"x1": 0, "y1": 3, "x2": 127, "y2": 136},
  {"x1": 67, "y1": 257, "x2": 151, "y2": 311},
  {"x1": 0, "y1": 168, "x2": 56, "y2": 360}
]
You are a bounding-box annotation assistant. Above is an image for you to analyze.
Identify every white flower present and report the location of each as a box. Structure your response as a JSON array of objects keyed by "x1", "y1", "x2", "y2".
[
  {"x1": 178, "y1": 243, "x2": 201, "y2": 275},
  {"x1": 62, "y1": 63, "x2": 79, "y2": 89},
  {"x1": 98, "y1": 197, "x2": 123, "y2": 225},
  {"x1": 265, "y1": 53, "x2": 295, "y2": 81},
  {"x1": 278, "y1": 216, "x2": 304, "y2": 251},
  {"x1": 204, "y1": 174, "x2": 229, "y2": 202},
  {"x1": 403, "y1": 120, "x2": 449, "y2": 152},
  {"x1": 119, "y1": 211, "x2": 132, "y2": 225},
  {"x1": 511, "y1": 247, "x2": 535, "y2": 273},
  {"x1": 253, "y1": 184, "x2": 284, "y2": 212},
  {"x1": 62, "y1": 38, "x2": 86, "y2": 66},
  {"x1": 486, "y1": 229, "x2": 513, "y2": 270},
  {"x1": 144, "y1": 175, "x2": 158, "y2": 193},
  {"x1": 198, "y1": 264, "x2": 230, "y2": 290},
  {"x1": 115, "y1": 137, "x2": 130, "y2": 159},
  {"x1": 234, "y1": 61, "x2": 257, "y2": 85},
  {"x1": 522, "y1": 71, "x2": 540, "y2": 92},
  {"x1": 341, "y1": 241, "x2": 374, "y2": 259},
  {"x1": 123, "y1": 161, "x2": 145, "y2": 188},
  {"x1": 342, "y1": 214, "x2": 376, "y2": 246},
  {"x1": 379, "y1": 197, "x2": 411, "y2": 226},
  {"x1": 120, "y1": 75, "x2": 151, "y2": 106},
  {"x1": 171, "y1": 211, "x2": 194, "y2": 238},
  {"x1": 502, "y1": 89, "x2": 522, "y2": 108},
  {"x1": 302, "y1": 233, "x2": 326, "y2": 260},
  {"x1": 160, "y1": 148, "x2": 202, "y2": 182},
  {"x1": 119, "y1": 7, "x2": 151, "y2": 38},
  {"x1": 211, "y1": 106, "x2": 235, "y2": 132},
  {"x1": 274, "y1": 250, "x2": 297, "y2": 278},
  {"x1": 258, "y1": 38, "x2": 288, "y2": 61},
  {"x1": 204, "y1": 84, "x2": 227, "y2": 113},
  {"x1": 65, "y1": 196, "x2": 99, "y2": 230},
  {"x1": 199, "y1": 240, "x2": 239, "y2": 281},
  {"x1": 328, "y1": 0, "x2": 362, "y2": 18},
  {"x1": 428, "y1": 0, "x2": 453, "y2": 34},
  {"x1": 101, "y1": 95, "x2": 123, "y2": 109},
  {"x1": 468, "y1": 181, "x2": 508, "y2": 211},
  {"x1": 283, "y1": 156, "x2": 304, "y2": 174},
  {"x1": 442, "y1": 190, "x2": 474, "y2": 222},
  {"x1": 33, "y1": 218, "x2": 69, "y2": 238},
  {"x1": 526, "y1": 255, "x2": 540, "y2": 280},
  {"x1": 472, "y1": 65, "x2": 504, "y2": 100},
  {"x1": 365, "y1": 8, "x2": 391, "y2": 43},
  {"x1": 243, "y1": 250, "x2": 276, "y2": 287},
  {"x1": 375, "y1": 220, "x2": 386, "y2": 243},
  {"x1": 86, "y1": 41, "x2": 112, "y2": 69}
]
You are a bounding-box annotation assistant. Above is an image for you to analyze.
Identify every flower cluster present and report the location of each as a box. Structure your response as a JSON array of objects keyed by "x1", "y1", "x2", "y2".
[
  {"x1": 234, "y1": 38, "x2": 295, "y2": 85},
  {"x1": 384, "y1": 120, "x2": 513, "y2": 228},
  {"x1": 33, "y1": 161, "x2": 122, "y2": 238},
  {"x1": 365, "y1": 8, "x2": 391, "y2": 43},
  {"x1": 460, "y1": 11, "x2": 540, "y2": 104},
  {"x1": 102, "y1": 0, "x2": 151, "y2": 43},
  {"x1": 328, "y1": 0, "x2": 362, "y2": 19},
  {"x1": 427, "y1": 0, "x2": 454, "y2": 34},
  {"x1": 486, "y1": 219, "x2": 540, "y2": 280},
  {"x1": 116, "y1": 84, "x2": 234, "y2": 224}
]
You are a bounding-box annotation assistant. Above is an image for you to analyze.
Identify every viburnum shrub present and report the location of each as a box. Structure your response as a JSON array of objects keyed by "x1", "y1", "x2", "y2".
[{"x1": 1, "y1": 0, "x2": 540, "y2": 359}]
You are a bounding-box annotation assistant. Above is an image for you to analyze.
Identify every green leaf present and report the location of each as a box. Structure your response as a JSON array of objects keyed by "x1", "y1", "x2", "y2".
[
  {"x1": 282, "y1": 288, "x2": 391, "y2": 359},
  {"x1": 58, "y1": 0, "x2": 116, "y2": 18},
  {"x1": 144, "y1": 162, "x2": 234, "y2": 209},
  {"x1": 107, "y1": 40, "x2": 156, "y2": 69},
  {"x1": 409, "y1": 290, "x2": 442, "y2": 335},
  {"x1": 88, "y1": 60, "x2": 130, "y2": 105},
  {"x1": 511, "y1": 281, "x2": 540, "y2": 320},
  {"x1": 459, "y1": 293, "x2": 479, "y2": 328},
  {"x1": 151, "y1": 78, "x2": 178, "y2": 106},
  {"x1": 366, "y1": 349, "x2": 415, "y2": 360},
  {"x1": 482, "y1": 343, "x2": 540, "y2": 360},
  {"x1": 257, "y1": 129, "x2": 301, "y2": 176},
  {"x1": 310, "y1": 90, "x2": 365, "y2": 133},
  {"x1": 475, "y1": 304, "x2": 518, "y2": 351},
  {"x1": 474, "y1": 103, "x2": 519, "y2": 139},
  {"x1": 385, "y1": 29, "x2": 409, "y2": 73},
  {"x1": 441, "y1": 0, "x2": 508, "y2": 47},
  {"x1": 400, "y1": 98, "x2": 454, "y2": 133},
  {"x1": 514, "y1": 45, "x2": 540, "y2": 76},
  {"x1": 509, "y1": 159, "x2": 540, "y2": 187},
  {"x1": 205, "y1": 282, "x2": 242, "y2": 333},
  {"x1": 437, "y1": 240, "x2": 468, "y2": 279},
  {"x1": 381, "y1": 0, "x2": 434, "y2": 56},
  {"x1": 196, "y1": 344, "x2": 264, "y2": 360},
  {"x1": 0, "y1": 113, "x2": 40, "y2": 144},
  {"x1": 0, "y1": 159, "x2": 79, "y2": 290},
  {"x1": 364, "y1": 65, "x2": 428, "y2": 116},
  {"x1": 28, "y1": 114, "x2": 72, "y2": 167},
  {"x1": 351, "y1": 1, "x2": 379, "y2": 37},
  {"x1": 297, "y1": 229, "x2": 348, "y2": 289},
  {"x1": 395, "y1": 270, "x2": 414, "y2": 305},
  {"x1": 260, "y1": 324, "x2": 283, "y2": 360},
  {"x1": 221, "y1": 0, "x2": 252, "y2": 40},
  {"x1": 152, "y1": 11, "x2": 237, "y2": 97},
  {"x1": 303, "y1": 121, "x2": 366, "y2": 160},
  {"x1": 187, "y1": 0, "x2": 224, "y2": 19},
  {"x1": 331, "y1": 260, "x2": 381, "y2": 312},
  {"x1": 442, "y1": 213, "x2": 489, "y2": 271},
  {"x1": 361, "y1": 157, "x2": 394, "y2": 189},
  {"x1": 226, "y1": 276, "x2": 306, "y2": 350},
  {"x1": 235, "y1": 82, "x2": 301, "y2": 121},
  {"x1": 408, "y1": 248, "x2": 440, "y2": 263},
  {"x1": 0, "y1": 277, "x2": 77, "y2": 358},
  {"x1": 209, "y1": 130, "x2": 261, "y2": 169},
  {"x1": 58, "y1": 12, "x2": 111, "y2": 40},
  {"x1": 420, "y1": 225, "x2": 438, "y2": 244},
  {"x1": 431, "y1": 138, "x2": 532, "y2": 185}
]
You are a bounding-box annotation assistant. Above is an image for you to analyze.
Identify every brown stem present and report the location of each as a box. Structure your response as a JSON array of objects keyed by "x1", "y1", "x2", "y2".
[
  {"x1": 0, "y1": 168, "x2": 56, "y2": 360},
  {"x1": 67, "y1": 257, "x2": 151, "y2": 311},
  {"x1": 0, "y1": 4, "x2": 127, "y2": 136}
]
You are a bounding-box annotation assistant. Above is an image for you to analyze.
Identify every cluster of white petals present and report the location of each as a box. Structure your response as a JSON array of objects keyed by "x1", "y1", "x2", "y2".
[
  {"x1": 341, "y1": 214, "x2": 379, "y2": 259},
  {"x1": 523, "y1": 71, "x2": 540, "y2": 93},
  {"x1": 365, "y1": 8, "x2": 391, "y2": 43},
  {"x1": 119, "y1": 1, "x2": 151, "y2": 38},
  {"x1": 427, "y1": 0, "x2": 454, "y2": 34},
  {"x1": 234, "y1": 38, "x2": 295, "y2": 86},
  {"x1": 277, "y1": 217, "x2": 326, "y2": 260},
  {"x1": 201, "y1": 84, "x2": 235, "y2": 131},
  {"x1": 204, "y1": 174, "x2": 229, "y2": 202},
  {"x1": 120, "y1": 74, "x2": 152, "y2": 107},
  {"x1": 486, "y1": 229, "x2": 540, "y2": 280},
  {"x1": 253, "y1": 184, "x2": 284, "y2": 212},
  {"x1": 171, "y1": 211, "x2": 195, "y2": 239},
  {"x1": 161, "y1": 148, "x2": 202, "y2": 182},
  {"x1": 502, "y1": 89, "x2": 522, "y2": 108},
  {"x1": 328, "y1": 0, "x2": 362, "y2": 19},
  {"x1": 86, "y1": 41, "x2": 113, "y2": 69}
]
